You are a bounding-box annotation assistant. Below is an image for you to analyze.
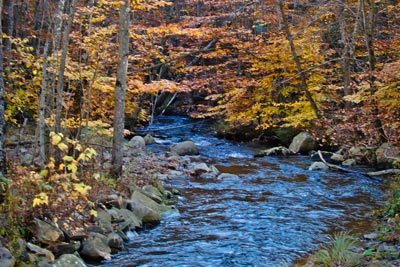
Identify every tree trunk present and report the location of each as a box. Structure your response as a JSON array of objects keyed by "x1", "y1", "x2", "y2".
[
  {"x1": 55, "y1": 0, "x2": 78, "y2": 134},
  {"x1": 112, "y1": 0, "x2": 130, "y2": 177},
  {"x1": 276, "y1": 0, "x2": 322, "y2": 120},
  {"x1": 4, "y1": 0, "x2": 13, "y2": 64},
  {"x1": 361, "y1": 0, "x2": 386, "y2": 143},
  {"x1": 38, "y1": 35, "x2": 50, "y2": 168},
  {"x1": 46, "y1": 0, "x2": 65, "y2": 123},
  {"x1": 0, "y1": 0, "x2": 8, "y2": 202}
]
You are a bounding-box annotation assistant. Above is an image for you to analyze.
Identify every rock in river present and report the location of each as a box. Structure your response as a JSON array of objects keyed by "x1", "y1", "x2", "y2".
[
  {"x1": 170, "y1": 141, "x2": 199, "y2": 156},
  {"x1": 289, "y1": 132, "x2": 316, "y2": 154}
]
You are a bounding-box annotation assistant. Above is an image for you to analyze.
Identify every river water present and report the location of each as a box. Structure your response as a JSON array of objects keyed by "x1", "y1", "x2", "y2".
[{"x1": 101, "y1": 116, "x2": 386, "y2": 267}]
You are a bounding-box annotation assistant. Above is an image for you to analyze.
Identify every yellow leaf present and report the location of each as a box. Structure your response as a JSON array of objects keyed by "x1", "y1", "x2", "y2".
[
  {"x1": 90, "y1": 209, "x2": 98, "y2": 217},
  {"x1": 73, "y1": 183, "x2": 91, "y2": 196},
  {"x1": 67, "y1": 163, "x2": 78, "y2": 173},
  {"x1": 63, "y1": 155, "x2": 74, "y2": 162},
  {"x1": 39, "y1": 169, "x2": 48, "y2": 177},
  {"x1": 50, "y1": 132, "x2": 63, "y2": 145},
  {"x1": 32, "y1": 192, "x2": 49, "y2": 207},
  {"x1": 57, "y1": 142, "x2": 69, "y2": 152}
]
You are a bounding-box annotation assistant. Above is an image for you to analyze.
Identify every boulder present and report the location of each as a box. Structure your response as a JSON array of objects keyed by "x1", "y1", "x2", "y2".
[
  {"x1": 375, "y1": 143, "x2": 400, "y2": 169},
  {"x1": 107, "y1": 208, "x2": 142, "y2": 230},
  {"x1": 0, "y1": 247, "x2": 15, "y2": 267},
  {"x1": 330, "y1": 153, "x2": 345, "y2": 163},
  {"x1": 170, "y1": 141, "x2": 199, "y2": 156},
  {"x1": 130, "y1": 190, "x2": 173, "y2": 225},
  {"x1": 192, "y1": 162, "x2": 211, "y2": 175},
  {"x1": 308, "y1": 161, "x2": 329, "y2": 171},
  {"x1": 144, "y1": 134, "x2": 156, "y2": 145},
  {"x1": 142, "y1": 185, "x2": 164, "y2": 204},
  {"x1": 131, "y1": 189, "x2": 171, "y2": 213},
  {"x1": 107, "y1": 232, "x2": 124, "y2": 251},
  {"x1": 34, "y1": 218, "x2": 64, "y2": 244},
  {"x1": 47, "y1": 242, "x2": 76, "y2": 258},
  {"x1": 27, "y1": 242, "x2": 55, "y2": 264},
  {"x1": 348, "y1": 146, "x2": 375, "y2": 164},
  {"x1": 255, "y1": 146, "x2": 294, "y2": 157},
  {"x1": 342, "y1": 158, "x2": 357, "y2": 166},
  {"x1": 289, "y1": 132, "x2": 316, "y2": 154},
  {"x1": 129, "y1": 136, "x2": 146, "y2": 149},
  {"x1": 79, "y1": 233, "x2": 111, "y2": 261},
  {"x1": 52, "y1": 254, "x2": 87, "y2": 267}
]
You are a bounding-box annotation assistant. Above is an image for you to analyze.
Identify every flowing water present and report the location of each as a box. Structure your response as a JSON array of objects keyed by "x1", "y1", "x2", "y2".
[{"x1": 101, "y1": 116, "x2": 386, "y2": 267}]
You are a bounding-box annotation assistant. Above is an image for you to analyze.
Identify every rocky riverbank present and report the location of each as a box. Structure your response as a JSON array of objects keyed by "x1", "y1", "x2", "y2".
[{"x1": 0, "y1": 134, "x2": 237, "y2": 267}]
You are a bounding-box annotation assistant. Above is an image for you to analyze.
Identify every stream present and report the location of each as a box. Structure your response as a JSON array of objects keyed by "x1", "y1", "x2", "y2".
[{"x1": 101, "y1": 116, "x2": 387, "y2": 267}]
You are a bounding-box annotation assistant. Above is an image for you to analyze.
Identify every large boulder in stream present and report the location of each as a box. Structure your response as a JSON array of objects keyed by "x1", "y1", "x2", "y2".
[
  {"x1": 289, "y1": 132, "x2": 316, "y2": 154},
  {"x1": 170, "y1": 141, "x2": 199, "y2": 156}
]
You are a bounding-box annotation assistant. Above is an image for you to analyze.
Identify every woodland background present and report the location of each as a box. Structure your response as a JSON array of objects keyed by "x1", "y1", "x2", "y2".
[{"x1": 0, "y1": 0, "x2": 399, "y2": 249}]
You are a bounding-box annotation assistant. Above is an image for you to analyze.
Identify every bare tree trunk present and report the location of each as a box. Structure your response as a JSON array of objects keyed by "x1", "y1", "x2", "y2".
[
  {"x1": 361, "y1": 0, "x2": 386, "y2": 143},
  {"x1": 38, "y1": 36, "x2": 50, "y2": 168},
  {"x1": 55, "y1": 0, "x2": 78, "y2": 134},
  {"x1": 46, "y1": 0, "x2": 65, "y2": 128},
  {"x1": 112, "y1": 0, "x2": 130, "y2": 177},
  {"x1": 0, "y1": 0, "x2": 8, "y2": 201},
  {"x1": 276, "y1": 0, "x2": 322, "y2": 120},
  {"x1": 338, "y1": 0, "x2": 362, "y2": 97},
  {"x1": 4, "y1": 0, "x2": 13, "y2": 64}
]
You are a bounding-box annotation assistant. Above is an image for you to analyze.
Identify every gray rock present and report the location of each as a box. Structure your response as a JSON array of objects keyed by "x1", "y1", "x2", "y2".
[
  {"x1": 330, "y1": 153, "x2": 345, "y2": 163},
  {"x1": 130, "y1": 190, "x2": 173, "y2": 225},
  {"x1": 342, "y1": 158, "x2": 357, "y2": 166},
  {"x1": 0, "y1": 247, "x2": 15, "y2": 267},
  {"x1": 129, "y1": 136, "x2": 146, "y2": 149},
  {"x1": 142, "y1": 185, "x2": 163, "y2": 204},
  {"x1": 255, "y1": 146, "x2": 294, "y2": 157},
  {"x1": 107, "y1": 208, "x2": 142, "y2": 230},
  {"x1": 289, "y1": 132, "x2": 316, "y2": 154},
  {"x1": 131, "y1": 190, "x2": 171, "y2": 213},
  {"x1": 348, "y1": 146, "x2": 376, "y2": 164},
  {"x1": 192, "y1": 162, "x2": 211, "y2": 174},
  {"x1": 80, "y1": 233, "x2": 111, "y2": 261},
  {"x1": 107, "y1": 232, "x2": 124, "y2": 251},
  {"x1": 376, "y1": 143, "x2": 400, "y2": 169},
  {"x1": 34, "y1": 218, "x2": 64, "y2": 244},
  {"x1": 27, "y1": 242, "x2": 55, "y2": 263},
  {"x1": 52, "y1": 254, "x2": 87, "y2": 267},
  {"x1": 144, "y1": 134, "x2": 156, "y2": 144},
  {"x1": 47, "y1": 242, "x2": 76, "y2": 258},
  {"x1": 348, "y1": 146, "x2": 367, "y2": 159},
  {"x1": 170, "y1": 141, "x2": 199, "y2": 156},
  {"x1": 363, "y1": 232, "x2": 379, "y2": 240},
  {"x1": 217, "y1": 173, "x2": 240, "y2": 180},
  {"x1": 308, "y1": 161, "x2": 329, "y2": 171}
]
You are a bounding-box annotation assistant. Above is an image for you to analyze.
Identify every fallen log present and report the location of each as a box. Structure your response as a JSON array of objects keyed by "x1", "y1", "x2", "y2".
[{"x1": 317, "y1": 150, "x2": 400, "y2": 178}]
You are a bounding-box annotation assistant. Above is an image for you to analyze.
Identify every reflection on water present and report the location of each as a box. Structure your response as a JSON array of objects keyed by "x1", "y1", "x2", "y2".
[{"x1": 101, "y1": 116, "x2": 385, "y2": 267}]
